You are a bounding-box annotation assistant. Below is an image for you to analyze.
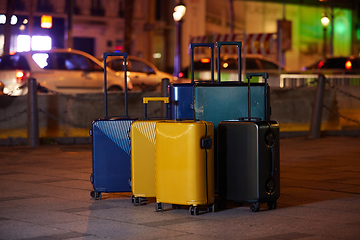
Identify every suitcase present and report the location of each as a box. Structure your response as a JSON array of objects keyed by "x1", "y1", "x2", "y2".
[
  {"x1": 130, "y1": 96, "x2": 169, "y2": 205},
  {"x1": 193, "y1": 41, "x2": 270, "y2": 193},
  {"x1": 217, "y1": 72, "x2": 280, "y2": 212},
  {"x1": 90, "y1": 52, "x2": 136, "y2": 200},
  {"x1": 168, "y1": 83, "x2": 193, "y2": 120},
  {"x1": 155, "y1": 120, "x2": 215, "y2": 215},
  {"x1": 168, "y1": 43, "x2": 215, "y2": 120},
  {"x1": 193, "y1": 41, "x2": 270, "y2": 129}
]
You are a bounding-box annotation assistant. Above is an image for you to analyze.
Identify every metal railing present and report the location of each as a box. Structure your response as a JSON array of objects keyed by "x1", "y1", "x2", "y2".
[{"x1": 280, "y1": 74, "x2": 360, "y2": 88}]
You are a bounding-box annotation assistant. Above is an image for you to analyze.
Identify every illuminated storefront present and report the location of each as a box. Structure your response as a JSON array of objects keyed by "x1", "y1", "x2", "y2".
[{"x1": 0, "y1": 14, "x2": 64, "y2": 54}]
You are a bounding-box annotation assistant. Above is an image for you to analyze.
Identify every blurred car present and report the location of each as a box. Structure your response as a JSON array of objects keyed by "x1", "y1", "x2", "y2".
[
  {"x1": 180, "y1": 54, "x2": 286, "y2": 86},
  {"x1": 0, "y1": 48, "x2": 132, "y2": 96},
  {"x1": 104, "y1": 55, "x2": 175, "y2": 91},
  {"x1": 302, "y1": 56, "x2": 360, "y2": 74}
]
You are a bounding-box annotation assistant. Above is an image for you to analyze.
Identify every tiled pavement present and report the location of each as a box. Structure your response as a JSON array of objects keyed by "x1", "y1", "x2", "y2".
[{"x1": 0, "y1": 136, "x2": 360, "y2": 240}]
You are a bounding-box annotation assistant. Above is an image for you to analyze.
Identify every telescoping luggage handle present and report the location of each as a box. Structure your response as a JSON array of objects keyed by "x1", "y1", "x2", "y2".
[
  {"x1": 245, "y1": 72, "x2": 269, "y2": 121},
  {"x1": 190, "y1": 43, "x2": 214, "y2": 84},
  {"x1": 103, "y1": 52, "x2": 129, "y2": 119},
  {"x1": 216, "y1": 41, "x2": 242, "y2": 84},
  {"x1": 143, "y1": 97, "x2": 169, "y2": 120},
  {"x1": 247, "y1": 72, "x2": 277, "y2": 196}
]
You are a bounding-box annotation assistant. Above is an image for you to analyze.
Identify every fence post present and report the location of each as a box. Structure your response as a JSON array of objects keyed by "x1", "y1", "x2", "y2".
[
  {"x1": 161, "y1": 78, "x2": 169, "y2": 118},
  {"x1": 27, "y1": 78, "x2": 39, "y2": 147},
  {"x1": 308, "y1": 74, "x2": 326, "y2": 139}
]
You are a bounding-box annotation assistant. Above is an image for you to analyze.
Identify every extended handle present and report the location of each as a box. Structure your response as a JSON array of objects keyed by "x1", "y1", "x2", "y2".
[
  {"x1": 216, "y1": 41, "x2": 242, "y2": 83},
  {"x1": 143, "y1": 97, "x2": 169, "y2": 120},
  {"x1": 190, "y1": 43, "x2": 214, "y2": 84},
  {"x1": 103, "y1": 52, "x2": 128, "y2": 119},
  {"x1": 245, "y1": 72, "x2": 269, "y2": 121}
]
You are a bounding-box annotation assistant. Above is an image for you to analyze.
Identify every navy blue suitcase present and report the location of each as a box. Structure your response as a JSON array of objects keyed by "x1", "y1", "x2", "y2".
[
  {"x1": 168, "y1": 83, "x2": 193, "y2": 120},
  {"x1": 168, "y1": 43, "x2": 215, "y2": 120},
  {"x1": 90, "y1": 52, "x2": 136, "y2": 200}
]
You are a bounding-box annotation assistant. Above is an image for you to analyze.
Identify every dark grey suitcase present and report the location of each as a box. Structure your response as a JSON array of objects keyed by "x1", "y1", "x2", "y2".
[{"x1": 217, "y1": 72, "x2": 280, "y2": 212}]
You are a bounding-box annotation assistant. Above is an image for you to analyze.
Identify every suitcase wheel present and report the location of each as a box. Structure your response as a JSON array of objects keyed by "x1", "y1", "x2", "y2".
[
  {"x1": 189, "y1": 206, "x2": 199, "y2": 215},
  {"x1": 250, "y1": 202, "x2": 260, "y2": 212},
  {"x1": 207, "y1": 203, "x2": 216, "y2": 213},
  {"x1": 155, "y1": 203, "x2": 164, "y2": 212},
  {"x1": 267, "y1": 200, "x2": 277, "y2": 210},
  {"x1": 133, "y1": 197, "x2": 148, "y2": 206},
  {"x1": 90, "y1": 191, "x2": 101, "y2": 200}
]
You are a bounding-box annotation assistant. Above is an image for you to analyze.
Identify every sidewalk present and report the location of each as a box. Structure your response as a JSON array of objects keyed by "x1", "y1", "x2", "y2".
[{"x1": 0, "y1": 136, "x2": 360, "y2": 240}]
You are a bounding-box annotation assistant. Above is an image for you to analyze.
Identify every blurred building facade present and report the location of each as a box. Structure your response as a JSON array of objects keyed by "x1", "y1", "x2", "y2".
[{"x1": 0, "y1": 0, "x2": 358, "y2": 72}]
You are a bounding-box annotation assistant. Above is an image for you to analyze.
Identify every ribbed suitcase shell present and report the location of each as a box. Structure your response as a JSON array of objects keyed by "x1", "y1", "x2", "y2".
[
  {"x1": 155, "y1": 120, "x2": 214, "y2": 208},
  {"x1": 91, "y1": 118, "x2": 136, "y2": 194},
  {"x1": 130, "y1": 120, "x2": 159, "y2": 199}
]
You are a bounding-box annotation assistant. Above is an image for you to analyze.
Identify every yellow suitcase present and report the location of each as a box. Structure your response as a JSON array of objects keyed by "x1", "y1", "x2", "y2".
[
  {"x1": 155, "y1": 120, "x2": 215, "y2": 215},
  {"x1": 130, "y1": 97, "x2": 169, "y2": 205}
]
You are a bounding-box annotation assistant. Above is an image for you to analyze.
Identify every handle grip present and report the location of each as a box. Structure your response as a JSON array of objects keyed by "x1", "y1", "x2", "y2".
[
  {"x1": 190, "y1": 43, "x2": 214, "y2": 84},
  {"x1": 143, "y1": 97, "x2": 169, "y2": 104},
  {"x1": 190, "y1": 43, "x2": 214, "y2": 49},
  {"x1": 103, "y1": 52, "x2": 128, "y2": 58},
  {"x1": 246, "y1": 72, "x2": 269, "y2": 80},
  {"x1": 216, "y1": 41, "x2": 242, "y2": 48},
  {"x1": 216, "y1": 41, "x2": 242, "y2": 83},
  {"x1": 143, "y1": 97, "x2": 169, "y2": 119}
]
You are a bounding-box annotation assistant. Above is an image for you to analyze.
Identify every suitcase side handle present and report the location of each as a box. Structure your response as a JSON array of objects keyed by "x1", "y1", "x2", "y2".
[
  {"x1": 143, "y1": 97, "x2": 169, "y2": 120},
  {"x1": 216, "y1": 41, "x2": 242, "y2": 84},
  {"x1": 190, "y1": 43, "x2": 215, "y2": 84},
  {"x1": 103, "y1": 52, "x2": 128, "y2": 119},
  {"x1": 245, "y1": 72, "x2": 269, "y2": 121}
]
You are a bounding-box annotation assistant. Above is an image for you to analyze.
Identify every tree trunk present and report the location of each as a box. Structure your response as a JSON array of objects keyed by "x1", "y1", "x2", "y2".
[
  {"x1": 3, "y1": 0, "x2": 15, "y2": 55},
  {"x1": 124, "y1": 0, "x2": 134, "y2": 54}
]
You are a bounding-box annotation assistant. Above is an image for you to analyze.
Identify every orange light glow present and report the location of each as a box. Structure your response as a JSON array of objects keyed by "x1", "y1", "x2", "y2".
[
  {"x1": 16, "y1": 71, "x2": 25, "y2": 83},
  {"x1": 16, "y1": 71, "x2": 24, "y2": 78},
  {"x1": 41, "y1": 15, "x2": 52, "y2": 29},
  {"x1": 345, "y1": 60, "x2": 352, "y2": 70},
  {"x1": 200, "y1": 58, "x2": 210, "y2": 63}
]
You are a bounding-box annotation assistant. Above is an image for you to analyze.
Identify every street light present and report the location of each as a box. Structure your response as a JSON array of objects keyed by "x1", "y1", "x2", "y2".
[
  {"x1": 173, "y1": 2, "x2": 186, "y2": 78},
  {"x1": 321, "y1": 13, "x2": 330, "y2": 59}
]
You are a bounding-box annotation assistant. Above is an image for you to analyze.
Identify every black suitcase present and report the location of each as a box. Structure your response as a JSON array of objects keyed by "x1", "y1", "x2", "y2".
[
  {"x1": 90, "y1": 52, "x2": 137, "y2": 200},
  {"x1": 217, "y1": 72, "x2": 280, "y2": 212}
]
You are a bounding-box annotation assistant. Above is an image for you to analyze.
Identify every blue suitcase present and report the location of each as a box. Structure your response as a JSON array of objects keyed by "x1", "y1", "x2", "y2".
[
  {"x1": 168, "y1": 43, "x2": 215, "y2": 120},
  {"x1": 193, "y1": 41, "x2": 270, "y2": 129},
  {"x1": 90, "y1": 52, "x2": 136, "y2": 200},
  {"x1": 168, "y1": 83, "x2": 193, "y2": 120}
]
